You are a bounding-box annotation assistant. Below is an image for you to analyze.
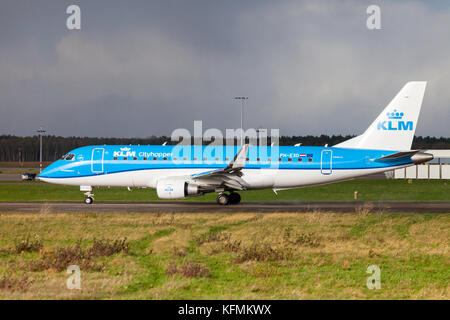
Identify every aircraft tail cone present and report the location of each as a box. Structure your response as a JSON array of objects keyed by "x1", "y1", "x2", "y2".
[{"x1": 411, "y1": 152, "x2": 434, "y2": 164}]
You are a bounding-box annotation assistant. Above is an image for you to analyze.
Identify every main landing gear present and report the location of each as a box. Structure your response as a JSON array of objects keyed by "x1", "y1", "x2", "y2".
[
  {"x1": 216, "y1": 192, "x2": 241, "y2": 205},
  {"x1": 80, "y1": 186, "x2": 94, "y2": 205}
]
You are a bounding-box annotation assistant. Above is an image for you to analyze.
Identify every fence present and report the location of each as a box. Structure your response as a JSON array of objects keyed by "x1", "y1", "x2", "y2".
[{"x1": 390, "y1": 150, "x2": 450, "y2": 180}]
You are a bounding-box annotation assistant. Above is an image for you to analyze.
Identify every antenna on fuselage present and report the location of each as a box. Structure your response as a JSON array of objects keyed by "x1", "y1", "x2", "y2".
[
  {"x1": 162, "y1": 141, "x2": 168, "y2": 146},
  {"x1": 294, "y1": 143, "x2": 302, "y2": 146}
]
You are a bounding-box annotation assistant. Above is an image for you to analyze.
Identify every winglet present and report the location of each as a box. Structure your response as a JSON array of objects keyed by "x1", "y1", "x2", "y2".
[
  {"x1": 230, "y1": 144, "x2": 249, "y2": 170},
  {"x1": 189, "y1": 144, "x2": 249, "y2": 181}
]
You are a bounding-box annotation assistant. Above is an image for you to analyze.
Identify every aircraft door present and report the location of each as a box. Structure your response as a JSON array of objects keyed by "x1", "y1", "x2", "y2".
[
  {"x1": 91, "y1": 148, "x2": 105, "y2": 173},
  {"x1": 321, "y1": 149, "x2": 332, "y2": 175}
]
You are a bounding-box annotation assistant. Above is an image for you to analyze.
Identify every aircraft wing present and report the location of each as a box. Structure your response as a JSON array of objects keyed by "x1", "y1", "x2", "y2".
[{"x1": 190, "y1": 144, "x2": 250, "y2": 190}]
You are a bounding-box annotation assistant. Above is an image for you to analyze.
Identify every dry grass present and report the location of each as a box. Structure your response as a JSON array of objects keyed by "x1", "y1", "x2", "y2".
[
  {"x1": 234, "y1": 244, "x2": 293, "y2": 263},
  {"x1": 165, "y1": 261, "x2": 210, "y2": 278},
  {"x1": 26, "y1": 238, "x2": 129, "y2": 272},
  {"x1": 12, "y1": 234, "x2": 43, "y2": 254},
  {"x1": 0, "y1": 277, "x2": 34, "y2": 292},
  {"x1": 0, "y1": 211, "x2": 448, "y2": 299}
]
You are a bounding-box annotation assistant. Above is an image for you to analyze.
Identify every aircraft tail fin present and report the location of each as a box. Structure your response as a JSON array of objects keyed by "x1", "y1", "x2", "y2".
[{"x1": 334, "y1": 81, "x2": 427, "y2": 151}]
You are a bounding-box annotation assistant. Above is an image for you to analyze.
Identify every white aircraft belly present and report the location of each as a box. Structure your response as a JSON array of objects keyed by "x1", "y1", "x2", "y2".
[{"x1": 40, "y1": 164, "x2": 412, "y2": 189}]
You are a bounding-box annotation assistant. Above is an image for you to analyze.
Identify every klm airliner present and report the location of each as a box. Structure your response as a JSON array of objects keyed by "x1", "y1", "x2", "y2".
[{"x1": 39, "y1": 82, "x2": 433, "y2": 205}]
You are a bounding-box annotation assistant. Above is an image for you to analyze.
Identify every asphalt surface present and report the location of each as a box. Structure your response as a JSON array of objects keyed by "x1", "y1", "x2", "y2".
[
  {"x1": 0, "y1": 201, "x2": 448, "y2": 213},
  {"x1": 0, "y1": 174, "x2": 22, "y2": 181}
]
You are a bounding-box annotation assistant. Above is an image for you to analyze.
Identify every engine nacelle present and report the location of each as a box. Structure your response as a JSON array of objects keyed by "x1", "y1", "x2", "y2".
[{"x1": 156, "y1": 178, "x2": 200, "y2": 199}]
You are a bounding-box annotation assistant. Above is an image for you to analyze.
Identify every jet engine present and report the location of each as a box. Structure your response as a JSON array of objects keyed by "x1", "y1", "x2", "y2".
[{"x1": 156, "y1": 178, "x2": 201, "y2": 199}]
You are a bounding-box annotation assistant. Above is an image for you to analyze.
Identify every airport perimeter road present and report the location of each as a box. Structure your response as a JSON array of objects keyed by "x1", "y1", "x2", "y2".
[
  {"x1": 0, "y1": 201, "x2": 449, "y2": 213},
  {"x1": 0, "y1": 174, "x2": 21, "y2": 181}
]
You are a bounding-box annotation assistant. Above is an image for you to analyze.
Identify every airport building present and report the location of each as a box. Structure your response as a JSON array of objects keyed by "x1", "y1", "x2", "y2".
[{"x1": 388, "y1": 150, "x2": 450, "y2": 179}]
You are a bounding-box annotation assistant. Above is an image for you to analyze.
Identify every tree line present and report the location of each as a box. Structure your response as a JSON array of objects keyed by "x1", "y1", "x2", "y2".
[{"x1": 0, "y1": 134, "x2": 449, "y2": 162}]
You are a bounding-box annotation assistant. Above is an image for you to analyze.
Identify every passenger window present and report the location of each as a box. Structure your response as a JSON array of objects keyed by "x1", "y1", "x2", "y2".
[
  {"x1": 123, "y1": 157, "x2": 127, "y2": 160},
  {"x1": 113, "y1": 157, "x2": 118, "y2": 161},
  {"x1": 257, "y1": 158, "x2": 260, "y2": 162},
  {"x1": 153, "y1": 157, "x2": 157, "y2": 160},
  {"x1": 133, "y1": 157, "x2": 138, "y2": 161},
  {"x1": 298, "y1": 158, "x2": 302, "y2": 162},
  {"x1": 278, "y1": 158, "x2": 282, "y2": 162},
  {"x1": 163, "y1": 157, "x2": 167, "y2": 160},
  {"x1": 308, "y1": 158, "x2": 312, "y2": 162},
  {"x1": 268, "y1": 158, "x2": 271, "y2": 162},
  {"x1": 143, "y1": 157, "x2": 147, "y2": 161},
  {"x1": 288, "y1": 158, "x2": 292, "y2": 162}
]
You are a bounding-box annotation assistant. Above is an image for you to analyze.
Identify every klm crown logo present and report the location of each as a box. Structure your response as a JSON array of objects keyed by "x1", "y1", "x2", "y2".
[
  {"x1": 387, "y1": 109, "x2": 404, "y2": 119},
  {"x1": 377, "y1": 109, "x2": 413, "y2": 131}
]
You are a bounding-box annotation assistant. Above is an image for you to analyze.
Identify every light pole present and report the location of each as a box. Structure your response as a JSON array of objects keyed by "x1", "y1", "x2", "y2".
[
  {"x1": 234, "y1": 97, "x2": 248, "y2": 146},
  {"x1": 37, "y1": 126, "x2": 46, "y2": 173}
]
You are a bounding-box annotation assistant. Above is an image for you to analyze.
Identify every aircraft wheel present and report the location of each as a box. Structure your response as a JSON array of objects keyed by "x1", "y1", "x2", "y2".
[
  {"x1": 229, "y1": 192, "x2": 241, "y2": 204},
  {"x1": 84, "y1": 197, "x2": 94, "y2": 205},
  {"x1": 217, "y1": 193, "x2": 229, "y2": 205}
]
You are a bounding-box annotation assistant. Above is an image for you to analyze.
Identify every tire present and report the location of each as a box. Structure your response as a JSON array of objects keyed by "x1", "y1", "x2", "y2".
[
  {"x1": 229, "y1": 192, "x2": 241, "y2": 204},
  {"x1": 216, "y1": 193, "x2": 229, "y2": 205},
  {"x1": 84, "y1": 197, "x2": 94, "y2": 205}
]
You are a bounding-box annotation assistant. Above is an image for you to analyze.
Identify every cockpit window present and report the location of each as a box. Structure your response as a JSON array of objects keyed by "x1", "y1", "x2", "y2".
[{"x1": 63, "y1": 154, "x2": 75, "y2": 161}]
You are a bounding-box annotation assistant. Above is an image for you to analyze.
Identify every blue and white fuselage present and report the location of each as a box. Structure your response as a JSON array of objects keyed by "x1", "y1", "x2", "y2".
[
  {"x1": 40, "y1": 145, "x2": 416, "y2": 189},
  {"x1": 38, "y1": 81, "x2": 433, "y2": 204}
]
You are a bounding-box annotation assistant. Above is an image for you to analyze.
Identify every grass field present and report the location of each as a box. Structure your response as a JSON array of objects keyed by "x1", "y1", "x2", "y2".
[
  {"x1": 0, "y1": 211, "x2": 448, "y2": 299},
  {"x1": 0, "y1": 179, "x2": 448, "y2": 202}
]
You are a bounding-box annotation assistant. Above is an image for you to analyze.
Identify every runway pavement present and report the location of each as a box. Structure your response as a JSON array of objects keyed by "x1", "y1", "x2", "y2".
[{"x1": 0, "y1": 201, "x2": 449, "y2": 213}]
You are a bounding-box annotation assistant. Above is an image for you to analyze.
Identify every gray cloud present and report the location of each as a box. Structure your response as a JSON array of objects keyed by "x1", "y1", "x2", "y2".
[{"x1": 0, "y1": 0, "x2": 449, "y2": 138}]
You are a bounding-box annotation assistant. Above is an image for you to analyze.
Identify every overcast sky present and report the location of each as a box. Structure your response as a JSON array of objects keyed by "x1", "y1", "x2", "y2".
[{"x1": 1, "y1": 0, "x2": 449, "y2": 138}]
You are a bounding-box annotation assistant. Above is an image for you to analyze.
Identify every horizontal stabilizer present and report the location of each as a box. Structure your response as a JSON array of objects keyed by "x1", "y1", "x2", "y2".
[
  {"x1": 375, "y1": 150, "x2": 419, "y2": 162},
  {"x1": 375, "y1": 150, "x2": 433, "y2": 164}
]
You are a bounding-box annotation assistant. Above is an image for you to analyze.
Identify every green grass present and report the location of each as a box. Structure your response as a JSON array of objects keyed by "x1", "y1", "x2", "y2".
[
  {"x1": 0, "y1": 179, "x2": 448, "y2": 202},
  {"x1": 0, "y1": 212, "x2": 448, "y2": 299}
]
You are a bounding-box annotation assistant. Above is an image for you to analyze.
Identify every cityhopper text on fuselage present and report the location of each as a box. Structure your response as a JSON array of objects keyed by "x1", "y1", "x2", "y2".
[{"x1": 39, "y1": 82, "x2": 433, "y2": 205}]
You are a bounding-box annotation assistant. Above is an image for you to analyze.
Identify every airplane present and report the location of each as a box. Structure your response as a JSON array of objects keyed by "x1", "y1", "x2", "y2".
[{"x1": 39, "y1": 81, "x2": 433, "y2": 205}]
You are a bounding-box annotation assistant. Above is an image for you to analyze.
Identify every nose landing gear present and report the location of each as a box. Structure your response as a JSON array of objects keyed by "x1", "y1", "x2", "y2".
[
  {"x1": 216, "y1": 192, "x2": 241, "y2": 205},
  {"x1": 80, "y1": 186, "x2": 94, "y2": 205}
]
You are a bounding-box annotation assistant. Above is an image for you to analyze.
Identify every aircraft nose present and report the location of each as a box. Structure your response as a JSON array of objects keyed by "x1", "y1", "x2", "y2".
[
  {"x1": 38, "y1": 166, "x2": 51, "y2": 180},
  {"x1": 38, "y1": 161, "x2": 60, "y2": 180}
]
